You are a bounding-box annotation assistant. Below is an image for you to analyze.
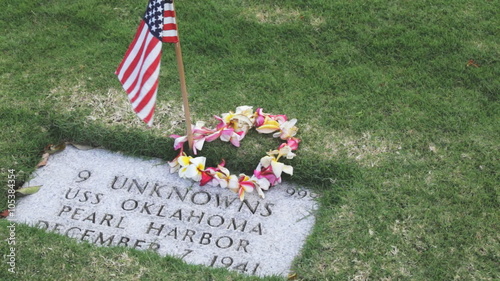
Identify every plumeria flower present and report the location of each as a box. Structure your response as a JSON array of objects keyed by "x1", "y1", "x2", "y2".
[
  {"x1": 200, "y1": 160, "x2": 230, "y2": 187},
  {"x1": 228, "y1": 174, "x2": 255, "y2": 201},
  {"x1": 269, "y1": 144, "x2": 296, "y2": 160},
  {"x1": 192, "y1": 121, "x2": 219, "y2": 154},
  {"x1": 231, "y1": 114, "x2": 254, "y2": 133},
  {"x1": 253, "y1": 161, "x2": 281, "y2": 186},
  {"x1": 192, "y1": 138, "x2": 205, "y2": 155},
  {"x1": 213, "y1": 115, "x2": 228, "y2": 130},
  {"x1": 220, "y1": 128, "x2": 245, "y2": 147},
  {"x1": 256, "y1": 116, "x2": 281, "y2": 134},
  {"x1": 192, "y1": 121, "x2": 214, "y2": 135},
  {"x1": 254, "y1": 108, "x2": 267, "y2": 127},
  {"x1": 252, "y1": 161, "x2": 279, "y2": 199},
  {"x1": 178, "y1": 156, "x2": 206, "y2": 182},
  {"x1": 235, "y1": 105, "x2": 254, "y2": 116},
  {"x1": 205, "y1": 130, "x2": 223, "y2": 142},
  {"x1": 235, "y1": 106, "x2": 256, "y2": 129},
  {"x1": 259, "y1": 155, "x2": 293, "y2": 179},
  {"x1": 200, "y1": 167, "x2": 216, "y2": 186},
  {"x1": 219, "y1": 106, "x2": 255, "y2": 134},
  {"x1": 171, "y1": 134, "x2": 188, "y2": 150},
  {"x1": 211, "y1": 163, "x2": 232, "y2": 188},
  {"x1": 274, "y1": 118, "x2": 298, "y2": 140},
  {"x1": 283, "y1": 137, "x2": 301, "y2": 151},
  {"x1": 167, "y1": 150, "x2": 186, "y2": 173},
  {"x1": 278, "y1": 144, "x2": 296, "y2": 159},
  {"x1": 171, "y1": 122, "x2": 221, "y2": 155},
  {"x1": 219, "y1": 109, "x2": 238, "y2": 125},
  {"x1": 269, "y1": 114, "x2": 287, "y2": 124},
  {"x1": 250, "y1": 175, "x2": 271, "y2": 198},
  {"x1": 171, "y1": 134, "x2": 206, "y2": 155},
  {"x1": 255, "y1": 108, "x2": 288, "y2": 127}
]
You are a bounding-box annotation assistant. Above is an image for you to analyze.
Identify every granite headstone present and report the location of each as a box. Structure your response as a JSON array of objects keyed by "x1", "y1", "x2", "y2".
[{"x1": 10, "y1": 146, "x2": 318, "y2": 277}]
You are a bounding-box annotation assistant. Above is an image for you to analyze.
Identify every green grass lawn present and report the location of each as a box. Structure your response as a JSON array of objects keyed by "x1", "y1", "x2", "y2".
[{"x1": 1, "y1": 0, "x2": 499, "y2": 280}]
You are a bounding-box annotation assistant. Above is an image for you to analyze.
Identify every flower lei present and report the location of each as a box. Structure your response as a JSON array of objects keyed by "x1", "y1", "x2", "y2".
[{"x1": 168, "y1": 106, "x2": 300, "y2": 201}]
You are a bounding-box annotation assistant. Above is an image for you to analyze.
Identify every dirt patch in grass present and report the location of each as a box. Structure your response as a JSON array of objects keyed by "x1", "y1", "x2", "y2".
[
  {"x1": 303, "y1": 125, "x2": 403, "y2": 167},
  {"x1": 89, "y1": 252, "x2": 146, "y2": 280},
  {"x1": 50, "y1": 82, "x2": 186, "y2": 135}
]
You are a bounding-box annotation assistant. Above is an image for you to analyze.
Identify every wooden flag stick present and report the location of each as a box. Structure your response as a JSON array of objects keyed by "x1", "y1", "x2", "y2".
[{"x1": 174, "y1": 41, "x2": 194, "y2": 151}]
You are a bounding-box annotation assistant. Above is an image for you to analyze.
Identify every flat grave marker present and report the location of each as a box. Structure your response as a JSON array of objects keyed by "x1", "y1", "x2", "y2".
[{"x1": 10, "y1": 146, "x2": 318, "y2": 277}]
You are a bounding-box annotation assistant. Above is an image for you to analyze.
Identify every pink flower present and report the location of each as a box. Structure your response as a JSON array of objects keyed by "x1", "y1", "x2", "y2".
[
  {"x1": 255, "y1": 108, "x2": 266, "y2": 127},
  {"x1": 220, "y1": 128, "x2": 245, "y2": 147},
  {"x1": 259, "y1": 155, "x2": 293, "y2": 179},
  {"x1": 270, "y1": 114, "x2": 287, "y2": 124},
  {"x1": 285, "y1": 137, "x2": 301, "y2": 150},
  {"x1": 228, "y1": 174, "x2": 255, "y2": 201},
  {"x1": 214, "y1": 115, "x2": 227, "y2": 131},
  {"x1": 255, "y1": 108, "x2": 288, "y2": 127},
  {"x1": 253, "y1": 164, "x2": 281, "y2": 186},
  {"x1": 171, "y1": 122, "x2": 224, "y2": 154},
  {"x1": 199, "y1": 160, "x2": 228, "y2": 186},
  {"x1": 170, "y1": 134, "x2": 187, "y2": 150}
]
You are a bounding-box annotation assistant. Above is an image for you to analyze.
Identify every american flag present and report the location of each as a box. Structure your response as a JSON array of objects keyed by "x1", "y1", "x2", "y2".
[{"x1": 115, "y1": 0, "x2": 179, "y2": 126}]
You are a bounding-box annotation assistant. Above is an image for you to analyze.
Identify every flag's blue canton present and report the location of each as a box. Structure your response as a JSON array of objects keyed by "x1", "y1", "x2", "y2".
[{"x1": 144, "y1": 0, "x2": 165, "y2": 40}]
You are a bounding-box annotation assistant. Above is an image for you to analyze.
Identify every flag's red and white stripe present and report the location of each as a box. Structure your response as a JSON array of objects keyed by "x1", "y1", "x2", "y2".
[
  {"x1": 163, "y1": 1, "x2": 178, "y2": 43},
  {"x1": 115, "y1": 20, "x2": 161, "y2": 126}
]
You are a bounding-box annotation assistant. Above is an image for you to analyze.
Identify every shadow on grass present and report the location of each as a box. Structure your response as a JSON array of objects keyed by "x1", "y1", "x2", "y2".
[
  {"x1": 46, "y1": 112, "x2": 177, "y2": 160},
  {"x1": 46, "y1": 111, "x2": 363, "y2": 204}
]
